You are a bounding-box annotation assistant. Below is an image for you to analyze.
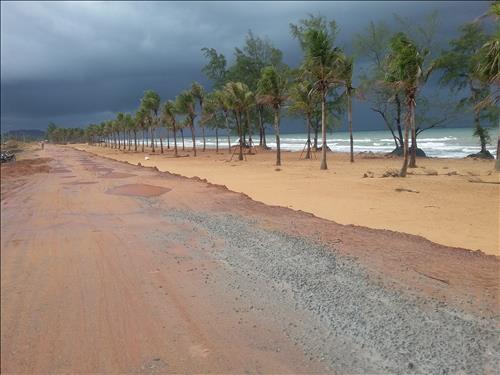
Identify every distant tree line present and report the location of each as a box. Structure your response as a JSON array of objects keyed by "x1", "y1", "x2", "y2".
[{"x1": 54, "y1": 3, "x2": 499, "y2": 174}]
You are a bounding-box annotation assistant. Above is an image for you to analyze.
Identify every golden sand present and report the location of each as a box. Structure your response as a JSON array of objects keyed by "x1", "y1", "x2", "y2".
[{"x1": 73, "y1": 144, "x2": 499, "y2": 255}]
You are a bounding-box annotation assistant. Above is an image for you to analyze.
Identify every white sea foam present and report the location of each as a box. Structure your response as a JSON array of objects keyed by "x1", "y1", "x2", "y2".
[{"x1": 140, "y1": 127, "x2": 497, "y2": 159}]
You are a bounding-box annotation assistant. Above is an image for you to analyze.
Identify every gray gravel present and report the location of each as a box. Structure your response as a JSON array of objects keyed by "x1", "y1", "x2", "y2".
[{"x1": 161, "y1": 208, "x2": 499, "y2": 374}]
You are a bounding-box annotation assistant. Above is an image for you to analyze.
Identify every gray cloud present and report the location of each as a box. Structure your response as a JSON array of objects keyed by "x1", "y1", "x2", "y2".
[{"x1": 0, "y1": 1, "x2": 490, "y2": 132}]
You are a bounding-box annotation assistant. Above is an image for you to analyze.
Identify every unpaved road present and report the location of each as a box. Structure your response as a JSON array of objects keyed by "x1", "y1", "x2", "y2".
[{"x1": 1, "y1": 145, "x2": 499, "y2": 374}]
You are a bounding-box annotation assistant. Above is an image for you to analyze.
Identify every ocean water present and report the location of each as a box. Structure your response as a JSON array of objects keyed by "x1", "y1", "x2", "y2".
[{"x1": 144, "y1": 127, "x2": 497, "y2": 159}]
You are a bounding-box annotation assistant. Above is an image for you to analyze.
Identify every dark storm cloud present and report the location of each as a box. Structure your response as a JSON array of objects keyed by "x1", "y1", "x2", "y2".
[{"x1": 0, "y1": 1, "x2": 490, "y2": 132}]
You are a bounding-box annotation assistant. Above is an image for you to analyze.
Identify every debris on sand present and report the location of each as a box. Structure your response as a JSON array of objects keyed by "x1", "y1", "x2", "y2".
[
  {"x1": 381, "y1": 168, "x2": 400, "y2": 178},
  {"x1": 395, "y1": 188, "x2": 419, "y2": 193}
]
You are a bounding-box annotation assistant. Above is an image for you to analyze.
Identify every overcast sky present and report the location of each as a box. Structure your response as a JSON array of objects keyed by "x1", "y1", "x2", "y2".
[{"x1": 0, "y1": 1, "x2": 491, "y2": 133}]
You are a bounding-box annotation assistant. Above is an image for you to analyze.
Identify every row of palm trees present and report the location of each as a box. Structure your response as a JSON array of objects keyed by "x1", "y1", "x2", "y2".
[
  {"x1": 85, "y1": 34, "x2": 356, "y2": 171},
  {"x1": 83, "y1": 10, "x2": 498, "y2": 175}
]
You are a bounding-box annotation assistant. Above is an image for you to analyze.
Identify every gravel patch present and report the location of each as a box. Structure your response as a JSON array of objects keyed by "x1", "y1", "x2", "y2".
[{"x1": 162, "y1": 208, "x2": 499, "y2": 374}]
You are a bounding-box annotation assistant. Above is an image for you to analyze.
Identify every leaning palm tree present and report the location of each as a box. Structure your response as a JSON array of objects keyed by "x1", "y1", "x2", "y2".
[
  {"x1": 136, "y1": 107, "x2": 148, "y2": 152},
  {"x1": 302, "y1": 28, "x2": 342, "y2": 170},
  {"x1": 214, "y1": 89, "x2": 233, "y2": 153},
  {"x1": 385, "y1": 33, "x2": 428, "y2": 176},
  {"x1": 475, "y1": 30, "x2": 500, "y2": 170},
  {"x1": 223, "y1": 81, "x2": 253, "y2": 161},
  {"x1": 123, "y1": 114, "x2": 134, "y2": 151},
  {"x1": 288, "y1": 75, "x2": 320, "y2": 159},
  {"x1": 163, "y1": 100, "x2": 179, "y2": 157},
  {"x1": 191, "y1": 82, "x2": 206, "y2": 151},
  {"x1": 176, "y1": 91, "x2": 197, "y2": 156},
  {"x1": 337, "y1": 53, "x2": 356, "y2": 162},
  {"x1": 141, "y1": 90, "x2": 161, "y2": 153},
  {"x1": 257, "y1": 66, "x2": 289, "y2": 166}
]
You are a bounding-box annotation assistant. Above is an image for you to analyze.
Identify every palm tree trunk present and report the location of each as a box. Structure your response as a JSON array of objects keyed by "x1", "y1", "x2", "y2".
[
  {"x1": 274, "y1": 108, "x2": 281, "y2": 166},
  {"x1": 181, "y1": 128, "x2": 185, "y2": 150},
  {"x1": 151, "y1": 128, "x2": 156, "y2": 153},
  {"x1": 409, "y1": 97, "x2": 417, "y2": 168},
  {"x1": 395, "y1": 94, "x2": 404, "y2": 148},
  {"x1": 160, "y1": 132, "x2": 164, "y2": 154},
  {"x1": 348, "y1": 91, "x2": 354, "y2": 163},
  {"x1": 246, "y1": 110, "x2": 252, "y2": 148},
  {"x1": 400, "y1": 98, "x2": 412, "y2": 177},
  {"x1": 259, "y1": 108, "x2": 263, "y2": 147},
  {"x1": 202, "y1": 126, "x2": 206, "y2": 151},
  {"x1": 142, "y1": 130, "x2": 145, "y2": 152},
  {"x1": 134, "y1": 130, "x2": 137, "y2": 151},
  {"x1": 306, "y1": 113, "x2": 312, "y2": 159},
  {"x1": 237, "y1": 114, "x2": 243, "y2": 161},
  {"x1": 313, "y1": 124, "x2": 319, "y2": 151},
  {"x1": 167, "y1": 128, "x2": 170, "y2": 149},
  {"x1": 320, "y1": 92, "x2": 328, "y2": 170},
  {"x1": 215, "y1": 126, "x2": 219, "y2": 153},
  {"x1": 225, "y1": 113, "x2": 231, "y2": 153},
  {"x1": 173, "y1": 123, "x2": 178, "y2": 157},
  {"x1": 190, "y1": 123, "x2": 197, "y2": 157}
]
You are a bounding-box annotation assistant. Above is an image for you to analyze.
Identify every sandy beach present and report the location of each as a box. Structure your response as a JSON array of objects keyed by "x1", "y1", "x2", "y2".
[
  {"x1": 1, "y1": 144, "x2": 498, "y2": 373},
  {"x1": 74, "y1": 143, "x2": 499, "y2": 256}
]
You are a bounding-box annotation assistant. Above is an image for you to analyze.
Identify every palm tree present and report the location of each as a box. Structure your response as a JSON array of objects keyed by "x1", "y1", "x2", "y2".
[
  {"x1": 214, "y1": 89, "x2": 232, "y2": 153},
  {"x1": 302, "y1": 28, "x2": 342, "y2": 170},
  {"x1": 257, "y1": 66, "x2": 289, "y2": 166},
  {"x1": 163, "y1": 100, "x2": 179, "y2": 157},
  {"x1": 474, "y1": 23, "x2": 499, "y2": 169},
  {"x1": 288, "y1": 76, "x2": 320, "y2": 159},
  {"x1": 337, "y1": 54, "x2": 356, "y2": 162},
  {"x1": 385, "y1": 33, "x2": 430, "y2": 176},
  {"x1": 136, "y1": 107, "x2": 148, "y2": 152},
  {"x1": 123, "y1": 114, "x2": 134, "y2": 151},
  {"x1": 223, "y1": 81, "x2": 253, "y2": 161},
  {"x1": 176, "y1": 91, "x2": 197, "y2": 156},
  {"x1": 191, "y1": 82, "x2": 206, "y2": 151},
  {"x1": 141, "y1": 90, "x2": 161, "y2": 153}
]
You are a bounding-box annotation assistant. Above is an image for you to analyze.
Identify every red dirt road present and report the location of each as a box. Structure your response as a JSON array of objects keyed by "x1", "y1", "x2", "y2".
[{"x1": 1, "y1": 145, "x2": 498, "y2": 374}]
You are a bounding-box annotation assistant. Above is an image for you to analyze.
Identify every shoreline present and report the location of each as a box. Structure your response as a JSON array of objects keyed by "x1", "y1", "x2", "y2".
[{"x1": 72, "y1": 144, "x2": 499, "y2": 256}]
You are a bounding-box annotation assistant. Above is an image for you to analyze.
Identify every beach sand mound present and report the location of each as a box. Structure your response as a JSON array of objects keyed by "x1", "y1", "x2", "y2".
[{"x1": 106, "y1": 183, "x2": 171, "y2": 197}]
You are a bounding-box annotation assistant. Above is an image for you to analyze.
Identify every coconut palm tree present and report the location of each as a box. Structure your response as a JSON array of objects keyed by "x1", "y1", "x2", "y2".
[
  {"x1": 191, "y1": 82, "x2": 206, "y2": 151},
  {"x1": 385, "y1": 32, "x2": 431, "y2": 176},
  {"x1": 136, "y1": 107, "x2": 148, "y2": 152},
  {"x1": 288, "y1": 75, "x2": 320, "y2": 159},
  {"x1": 474, "y1": 2, "x2": 499, "y2": 170},
  {"x1": 163, "y1": 100, "x2": 179, "y2": 157},
  {"x1": 213, "y1": 89, "x2": 233, "y2": 153},
  {"x1": 141, "y1": 90, "x2": 161, "y2": 153},
  {"x1": 176, "y1": 91, "x2": 197, "y2": 156},
  {"x1": 223, "y1": 81, "x2": 253, "y2": 161},
  {"x1": 302, "y1": 28, "x2": 342, "y2": 170},
  {"x1": 337, "y1": 54, "x2": 356, "y2": 162},
  {"x1": 257, "y1": 66, "x2": 289, "y2": 166}
]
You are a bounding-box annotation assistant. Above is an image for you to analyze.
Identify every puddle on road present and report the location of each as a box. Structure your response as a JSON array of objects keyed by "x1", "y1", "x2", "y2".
[
  {"x1": 63, "y1": 181, "x2": 98, "y2": 185},
  {"x1": 106, "y1": 184, "x2": 171, "y2": 197},
  {"x1": 99, "y1": 172, "x2": 136, "y2": 179},
  {"x1": 51, "y1": 168, "x2": 72, "y2": 173}
]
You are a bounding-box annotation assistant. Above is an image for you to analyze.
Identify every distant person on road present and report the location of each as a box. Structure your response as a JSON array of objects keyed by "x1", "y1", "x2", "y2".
[{"x1": 41, "y1": 140, "x2": 45, "y2": 150}]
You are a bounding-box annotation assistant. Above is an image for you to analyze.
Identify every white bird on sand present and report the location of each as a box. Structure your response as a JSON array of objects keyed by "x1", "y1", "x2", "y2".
[{"x1": 145, "y1": 156, "x2": 150, "y2": 160}]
